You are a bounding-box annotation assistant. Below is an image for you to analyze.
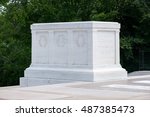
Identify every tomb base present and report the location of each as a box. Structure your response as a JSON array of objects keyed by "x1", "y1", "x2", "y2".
[{"x1": 20, "y1": 66, "x2": 127, "y2": 86}]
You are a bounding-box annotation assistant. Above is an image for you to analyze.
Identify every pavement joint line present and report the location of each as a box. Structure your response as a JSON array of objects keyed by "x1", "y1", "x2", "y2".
[
  {"x1": 128, "y1": 75, "x2": 150, "y2": 79},
  {"x1": 103, "y1": 84, "x2": 150, "y2": 91},
  {"x1": 133, "y1": 80, "x2": 150, "y2": 84}
]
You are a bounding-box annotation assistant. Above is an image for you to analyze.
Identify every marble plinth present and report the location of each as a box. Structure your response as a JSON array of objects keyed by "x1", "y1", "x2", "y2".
[{"x1": 20, "y1": 21, "x2": 127, "y2": 87}]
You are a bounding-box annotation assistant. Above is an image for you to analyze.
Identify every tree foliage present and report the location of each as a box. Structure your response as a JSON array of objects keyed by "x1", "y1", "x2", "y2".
[{"x1": 0, "y1": 0, "x2": 150, "y2": 86}]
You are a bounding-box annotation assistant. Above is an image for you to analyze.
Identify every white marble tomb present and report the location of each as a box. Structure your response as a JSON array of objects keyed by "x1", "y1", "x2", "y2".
[{"x1": 20, "y1": 21, "x2": 127, "y2": 87}]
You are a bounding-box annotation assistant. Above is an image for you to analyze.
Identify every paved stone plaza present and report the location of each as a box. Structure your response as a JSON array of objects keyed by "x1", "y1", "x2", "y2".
[{"x1": 0, "y1": 71, "x2": 150, "y2": 100}]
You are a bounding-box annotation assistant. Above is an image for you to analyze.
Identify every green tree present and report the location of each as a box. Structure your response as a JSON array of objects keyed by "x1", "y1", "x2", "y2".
[
  {"x1": 0, "y1": 0, "x2": 30, "y2": 86},
  {"x1": 0, "y1": 0, "x2": 150, "y2": 86}
]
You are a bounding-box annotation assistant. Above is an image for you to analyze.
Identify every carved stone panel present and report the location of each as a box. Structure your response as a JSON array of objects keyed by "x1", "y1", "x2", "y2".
[
  {"x1": 35, "y1": 32, "x2": 49, "y2": 64},
  {"x1": 72, "y1": 31, "x2": 88, "y2": 65},
  {"x1": 39, "y1": 36, "x2": 47, "y2": 47},
  {"x1": 94, "y1": 31, "x2": 115, "y2": 65},
  {"x1": 53, "y1": 31, "x2": 68, "y2": 64}
]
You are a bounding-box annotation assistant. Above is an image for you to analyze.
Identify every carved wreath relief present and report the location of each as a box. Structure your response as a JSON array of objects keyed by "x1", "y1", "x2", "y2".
[
  {"x1": 36, "y1": 32, "x2": 49, "y2": 64},
  {"x1": 72, "y1": 31, "x2": 88, "y2": 65},
  {"x1": 54, "y1": 32, "x2": 67, "y2": 48},
  {"x1": 75, "y1": 31, "x2": 87, "y2": 47},
  {"x1": 53, "y1": 31, "x2": 68, "y2": 65},
  {"x1": 76, "y1": 34, "x2": 86, "y2": 47},
  {"x1": 39, "y1": 35, "x2": 47, "y2": 47},
  {"x1": 56, "y1": 34, "x2": 67, "y2": 47}
]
